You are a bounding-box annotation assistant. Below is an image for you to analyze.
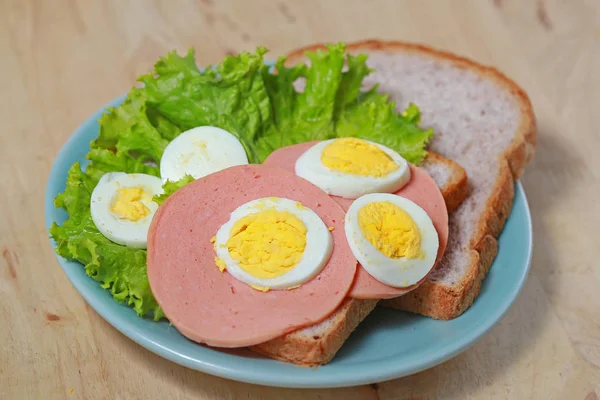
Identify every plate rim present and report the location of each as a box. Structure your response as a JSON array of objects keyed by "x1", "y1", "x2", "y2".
[{"x1": 44, "y1": 94, "x2": 533, "y2": 389}]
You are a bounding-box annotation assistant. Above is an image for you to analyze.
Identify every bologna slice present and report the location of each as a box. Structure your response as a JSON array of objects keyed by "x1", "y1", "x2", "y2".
[
  {"x1": 264, "y1": 142, "x2": 448, "y2": 299},
  {"x1": 147, "y1": 165, "x2": 357, "y2": 348}
]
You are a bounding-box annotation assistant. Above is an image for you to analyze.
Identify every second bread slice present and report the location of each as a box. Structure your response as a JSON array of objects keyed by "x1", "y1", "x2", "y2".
[{"x1": 252, "y1": 152, "x2": 468, "y2": 366}]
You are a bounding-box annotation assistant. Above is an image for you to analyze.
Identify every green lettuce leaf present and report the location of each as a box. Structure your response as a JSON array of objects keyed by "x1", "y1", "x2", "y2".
[
  {"x1": 254, "y1": 43, "x2": 347, "y2": 158},
  {"x1": 334, "y1": 53, "x2": 373, "y2": 116},
  {"x1": 115, "y1": 108, "x2": 169, "y2": 162},
  {"x1": 153, "y1": 175, "x2": 195, "y2": 205},
  {"x1": 336, "y1": 92, "x2": 433, "y2": 164},
  {"x1": 146, "y1": 104, "x2": 182, "y2": 141},
  {"x1": 85, "y1": 149, "x2": 159, "y2": 183},
  {"x1": 94, "y1": 89, "x2": 146, "y2": 149},
  {"x1": 253, "y1": 43, "x2": 432, "y2": 163}
]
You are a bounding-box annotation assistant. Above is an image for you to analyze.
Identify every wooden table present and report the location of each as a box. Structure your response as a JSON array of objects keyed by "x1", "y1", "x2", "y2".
[{"x1": 1, "y1": 0, "x2": 599, "y2": 398}]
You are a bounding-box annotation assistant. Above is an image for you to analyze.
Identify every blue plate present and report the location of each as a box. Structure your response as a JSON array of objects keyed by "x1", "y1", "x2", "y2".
[{"x1": 45, "y1": 94, "x2": 532, "y2": 388}]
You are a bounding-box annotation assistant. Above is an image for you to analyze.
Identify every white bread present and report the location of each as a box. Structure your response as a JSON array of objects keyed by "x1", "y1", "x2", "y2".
[{"x1": 252, "y1": 152, "x2": 468, "y2": 365}]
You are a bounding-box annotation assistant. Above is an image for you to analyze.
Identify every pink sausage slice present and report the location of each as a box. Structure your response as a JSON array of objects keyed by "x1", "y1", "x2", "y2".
[
  {"x1": 147, "y1": 164, "x2": 357, "y2": 348},
  {"x1": 264, "y1": 142, "x2": 449, "y2": 299}
]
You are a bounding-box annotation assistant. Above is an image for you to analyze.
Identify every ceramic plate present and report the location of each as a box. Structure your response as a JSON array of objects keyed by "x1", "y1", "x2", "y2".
[{"x1": 45, "y1": 94, "x2": 532, "y2": 388}]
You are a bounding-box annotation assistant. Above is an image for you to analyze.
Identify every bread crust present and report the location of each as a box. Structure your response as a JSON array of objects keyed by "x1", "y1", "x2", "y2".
[
  {"x1": 422, "y1": 152, "x2": 468, "y2": 213},
  {"x1": 287, "y1": 40, "x2": 536, "y2": 320},
  {"x1": 251, "y1": 298, "x2": 378, "y2": 367}
]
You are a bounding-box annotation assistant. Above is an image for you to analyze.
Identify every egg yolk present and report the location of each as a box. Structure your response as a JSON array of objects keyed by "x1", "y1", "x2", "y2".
[
  {"x1": 110, "y1": 187, "x2": 151, "y2": 221},
  {"x1": 226, "y1": 210, "x2": 307, "y2": 279},
  {"x1": 358, "y1": 201, "x2": 423, "y2": 259},
  {"x1": 215, "y1": 257, "x2": 227, "y2": 272},
  {"x1": 321, "y1": 138, "x2": 399, "y2": 177},
  {"x1": 250, "y1": 284, "x2": 270, "y2": 292}
]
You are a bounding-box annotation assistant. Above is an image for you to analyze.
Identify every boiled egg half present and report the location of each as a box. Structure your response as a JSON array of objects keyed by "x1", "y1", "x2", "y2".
[
  {"x1": 90, "y1": 172, "x2": 163, "y2": 249},
  {"x1": 295, "y1": 138, "x2": 411, "y2": 199},
  {"x1": 345, "y1": 193, "x2": 439, "y2": 288},
  {"x1": 160, "y1": 126, "x2": 249, "y2": 182},
  {"x1": 214, "y1": 197, "x2": 333, "y2": 290}
]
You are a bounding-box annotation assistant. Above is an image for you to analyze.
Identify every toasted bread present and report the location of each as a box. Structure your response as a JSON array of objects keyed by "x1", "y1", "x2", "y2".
[{"x1": 252, "y1": 152, "x2": 468, "y2": 365}]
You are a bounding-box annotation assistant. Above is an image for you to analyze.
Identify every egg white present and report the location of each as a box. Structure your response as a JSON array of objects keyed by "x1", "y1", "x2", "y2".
[
  {"x1": 160, "y1": 126, "x2": 249, "y2": 183},
  {"x1": 90, "y1": 172, "x2": 163, "y2": 249},
  {"x1": 294, "y1": 139, "x2": 411, "y2": 199},
  {"x1": 214, "y1": 197, "x2": 333, "y2": 290},
  {"x1": 344, "y1": 193, "x2": 439, "y2": 288}
]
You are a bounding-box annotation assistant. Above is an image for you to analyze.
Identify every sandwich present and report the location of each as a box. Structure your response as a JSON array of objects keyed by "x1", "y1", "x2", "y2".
[{"x1": 50, "y1": 40, "x2": 536, "y2": 367}]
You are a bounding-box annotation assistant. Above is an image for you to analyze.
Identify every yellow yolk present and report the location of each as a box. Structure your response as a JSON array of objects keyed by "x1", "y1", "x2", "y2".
[
  {"x1": 250, "y1": 284, "x2": 270, "y2": 292},
  {"x1": 110, "y1": 187, "x2": 151, "y2": 221},
  {"x1": 215, "y1": 257, "x2": 227, "y2": 272},
  {"x1": 357, "y1": 201, "x2": 423, "y2": 259},
  {"x1": 321, "y1": 138, "x2": 399, "y2": 177},
  {"x1": 225, "y1": 210, "x2": 307, "y2": 279}
]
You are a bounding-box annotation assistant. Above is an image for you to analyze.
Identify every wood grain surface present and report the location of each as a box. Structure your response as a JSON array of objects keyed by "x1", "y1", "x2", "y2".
[{"x1": 1, "y1": 0, "x2": 599, "y2": 399}]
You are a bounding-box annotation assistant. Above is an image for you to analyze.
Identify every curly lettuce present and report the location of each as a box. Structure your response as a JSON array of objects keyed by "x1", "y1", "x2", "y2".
[
  {"x1": 254, "y1": 43, "x2": 433, "y2": 162},
  {"x1": 152, "y1": 175, "x2": 195, "y2": 206},
  {"x1": 51, "y1": 43, "x2": 433, "y2": 319}
]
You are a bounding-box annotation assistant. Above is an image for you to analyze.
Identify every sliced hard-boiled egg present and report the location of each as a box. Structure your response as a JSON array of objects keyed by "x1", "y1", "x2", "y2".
[
  {"x1": 214, "y1": 197, "x2": 333, "y2": 290},
  {"x1": 160, "y1": 126, "x2": 249, "y2": 182},
  {"x1": 90, "y1": 172, "x2": 163, "y2": 249},
  {"x1": 344, "y1": 193, "x2": 439, "y2": 288},
  {"x1": 295, "y1": 138, "x2": 411, "y2": 199}
]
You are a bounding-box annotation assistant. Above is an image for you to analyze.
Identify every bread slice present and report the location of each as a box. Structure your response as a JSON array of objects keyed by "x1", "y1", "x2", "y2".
[
  {"x1": 251, "y1": 153, "x2": 467, "y2": 366},
  {"x1": 284, "y1": 40, "x2": 536, "y2": 320}
]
